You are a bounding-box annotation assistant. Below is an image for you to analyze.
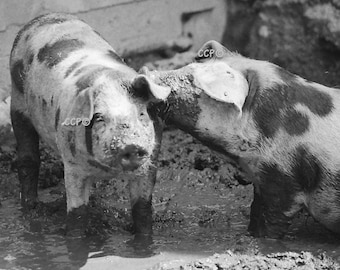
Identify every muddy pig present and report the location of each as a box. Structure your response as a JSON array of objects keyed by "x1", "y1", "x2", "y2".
[
  {"x1": 10, "y1": 13, "x2": 170, "y2": 235},
  {"x1": 141, "y1": 40, "x2": 340, "y2": 238}
]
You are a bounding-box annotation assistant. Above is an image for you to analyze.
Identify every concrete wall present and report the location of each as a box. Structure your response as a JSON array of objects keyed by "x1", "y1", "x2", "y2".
[{"x1": 0, "y1": 0, "x2": 227, "y2": 96}]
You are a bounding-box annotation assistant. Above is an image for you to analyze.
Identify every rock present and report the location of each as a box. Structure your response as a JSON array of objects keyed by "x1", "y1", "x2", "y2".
[{"x1": 305, "y1": 3, "x2": 340, "y2": 50}]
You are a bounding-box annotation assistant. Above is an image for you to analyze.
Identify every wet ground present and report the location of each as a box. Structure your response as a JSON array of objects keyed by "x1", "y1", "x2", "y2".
[{"x1": 0, "y1": 129, "x2": 340, "y2": 269}]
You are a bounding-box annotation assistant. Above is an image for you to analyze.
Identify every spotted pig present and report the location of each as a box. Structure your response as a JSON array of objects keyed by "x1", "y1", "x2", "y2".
[
  {"x1": 10, "y1": 13, "x2": 170, "y2": 235},
  {"x1": 142, "y1": 40, "x2": 340, "y2": 238}
]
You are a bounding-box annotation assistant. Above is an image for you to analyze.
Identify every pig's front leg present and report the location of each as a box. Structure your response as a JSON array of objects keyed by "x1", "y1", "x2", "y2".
[
  {"x1": 248, "y1": 164, "x2": 302, "y2": 239},
  {"x1": 248, "y1": 186, "x2": 292, "y2": 239},
  {"x1": 11, "y1": 110, "x2": 40, "y2": 210},
  {"x1": 63, "y1": 163, "x2": 92, "y2": 234},
  {"x1": 129, "y1": 166, "x2": 156, "y2": 236},
  {"x1": 248, "y1": 187, "x2": 266, "y2": 237}
]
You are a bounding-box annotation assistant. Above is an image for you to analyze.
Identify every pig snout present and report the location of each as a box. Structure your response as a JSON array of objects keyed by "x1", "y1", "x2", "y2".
[{"x1": 119, "y1": 145, "x2": 148, "y2": 171}]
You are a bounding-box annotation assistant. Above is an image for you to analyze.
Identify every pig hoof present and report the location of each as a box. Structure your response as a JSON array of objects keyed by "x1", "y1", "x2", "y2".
[
  {"x1": 248, "y1": 214, "x2": 267, "y2": 238},
  {"x1": 248, "y1": 221, "x2": 288, "y2": 239},
  {"x1": 248, "y1": 224, "x2": 267, "y2": 238},
  {"x1": 125, "y1": 234, "x2": 155, "y2": 257}
]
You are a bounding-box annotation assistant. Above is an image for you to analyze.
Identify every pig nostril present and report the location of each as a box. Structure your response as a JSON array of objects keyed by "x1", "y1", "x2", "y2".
[
  {"x1": 120, "y1": 146, "x2": 148, "y2": 171},
  {"x1": 121, "y1": 146, "x2": 148, "y2": 162},
  {"x1": 137, "y1": 149, "x2": 147, "y2": 157},
  {"x1": 122, "y1": 153, "x2": 131, "y2": 160}
]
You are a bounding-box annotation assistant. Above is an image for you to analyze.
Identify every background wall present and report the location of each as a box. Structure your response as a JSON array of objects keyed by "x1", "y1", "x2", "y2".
[
  {"x1": 0, "y1": 0, "x2": 227, "y2": 97},
  {"x1": 223, "y1": 0, "x2": 340, "y2": 87}
]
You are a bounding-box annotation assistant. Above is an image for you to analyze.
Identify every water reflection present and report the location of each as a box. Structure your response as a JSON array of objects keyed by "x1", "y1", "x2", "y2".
[{"x1": 1, "y1": 188, "x2": 340, "y2": 270}]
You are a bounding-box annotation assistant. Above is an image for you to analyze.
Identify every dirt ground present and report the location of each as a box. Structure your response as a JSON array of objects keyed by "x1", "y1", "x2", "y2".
[{"x1": 1, "y1": 126, "x2": 340, "y2": 269}]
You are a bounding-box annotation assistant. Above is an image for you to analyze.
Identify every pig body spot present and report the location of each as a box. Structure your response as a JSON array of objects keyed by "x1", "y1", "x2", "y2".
[
  {"x1": 42, "y1": 99, "x2": 47, "y2": 110},
  {"x1": 28, "y1": 54, "x2": 34, "y2": 65},
  {"x1": 253, "y1": 67, "x2": 333, "y2": 138},
  {"x1": 277, "y1": 67, "x2": 334, "y2": 116},
  {"x1": 282, "y1": 110, "x2": 309, "y2": 136},
  {"x1": 85, "y1": 119, "x2": 94, "y2": 156},
  {"x1": 107, "y1": 50, "x2": 124, "y2": 64},
  {"x1": 55, "y1": 107, "x2": 60, "y2": 131},
  {"x1": 35, "y1": 16, "x2": 69, "y2": 28},
  {"x1": 75, "y1": 66, "x2": 109, "y2": 94},
  {"x1": 12, "y1": 15, "x2": 70, "y2": 54},
  {"x1": 259, "y1": 163, "x2": 299, "y2": 211},
  {"x1": 11, "y1": 60, "x2": 25, "y2": 93},
  {"x1": 291, "y1": 145, "x2": 323, "y2": 191},
  {"x1": 38, "y1": 39, "x2": 85, "y2": 68},
  {"x1": 67, "y1": 131, "x2": 76, "y2": 157},
  {"x1": 64, "y1": 60, "x2": 83, "y2": 78}
]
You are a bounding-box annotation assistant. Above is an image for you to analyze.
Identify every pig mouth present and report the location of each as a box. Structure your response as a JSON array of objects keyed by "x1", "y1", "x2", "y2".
[{"x1": 89, "y1": 144, "x2": 149, "y2": 173}]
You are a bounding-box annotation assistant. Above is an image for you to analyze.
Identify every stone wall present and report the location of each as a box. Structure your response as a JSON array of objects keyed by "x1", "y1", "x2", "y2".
[{"x1": 223, "y1": 0, "x2": 340, "y2": 87}]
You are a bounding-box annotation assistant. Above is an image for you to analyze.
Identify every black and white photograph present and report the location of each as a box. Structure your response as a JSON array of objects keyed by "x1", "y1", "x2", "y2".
[{"x1": 0, "y1": 0, "x2": 340, "y2": 269}]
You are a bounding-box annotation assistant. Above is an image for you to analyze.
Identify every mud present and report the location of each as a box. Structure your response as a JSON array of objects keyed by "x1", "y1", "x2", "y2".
[
  {"x1": 0, "y1": 127, "x2": 340, "y2": 269},
  {"x1": 155, "y1": 251, "x2": 339, "y2": 270}
]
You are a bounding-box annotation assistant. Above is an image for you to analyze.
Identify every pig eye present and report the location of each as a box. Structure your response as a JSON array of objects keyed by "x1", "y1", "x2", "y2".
[{"x1": 93, "y1": 113, "x2": 104, "y2": 122}]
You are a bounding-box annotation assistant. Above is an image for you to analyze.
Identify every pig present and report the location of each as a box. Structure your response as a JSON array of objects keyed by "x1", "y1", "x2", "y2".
[
  {"x1": 10, "y1": 13, "x2": 170, "y2": 235},
  {"x1": 142, "y1": 40, "x2": 340, "y2": 238}
]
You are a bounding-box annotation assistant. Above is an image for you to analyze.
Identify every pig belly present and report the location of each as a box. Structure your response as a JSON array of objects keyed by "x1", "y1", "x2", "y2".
[{"x1": 307, "y1": 185, "x2": 340, "y2": 233}]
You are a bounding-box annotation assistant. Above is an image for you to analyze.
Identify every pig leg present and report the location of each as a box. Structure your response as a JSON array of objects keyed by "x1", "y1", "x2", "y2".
[
  {"x1": 248, "y1": 187, "x2": 266, "y2": 237},
  {"x1": 129, "y1": 116, "x2": 163, "y2": 236},
  {"x1": 129, "y1": 166, "x2": 156, "y2": 236},
  {"x1": 248, "y1": 185, "x2": 293, "y2": 238},
  {"x1": 11, "y1": 110, "x2": 40, "y2": 210},
  {"x1": 248, "y1": 164, "x2": 303, "y2": 238},
  {"x1": 63, "y1": 163, "x2": 92, "y2": 234}
]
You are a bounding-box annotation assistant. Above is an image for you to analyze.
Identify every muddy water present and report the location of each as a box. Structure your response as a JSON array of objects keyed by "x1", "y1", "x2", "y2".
[{"x1": 0, "y1": 130, "x2": 340, "y2": 269}]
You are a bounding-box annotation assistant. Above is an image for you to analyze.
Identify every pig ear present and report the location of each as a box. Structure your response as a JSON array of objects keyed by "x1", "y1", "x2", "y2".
[
  {"x1": 195, "y1": 40, "x2": 232, "y2": 62},
  {"x1": 65, "y1": 88, "x2": 94, "y2": 126},
  {"x1": 194, "y1": 62, "x2": 249, "y2": 113},
  {"x1": 131, "y1": 75, "x2": 171, "y2": 102}
]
